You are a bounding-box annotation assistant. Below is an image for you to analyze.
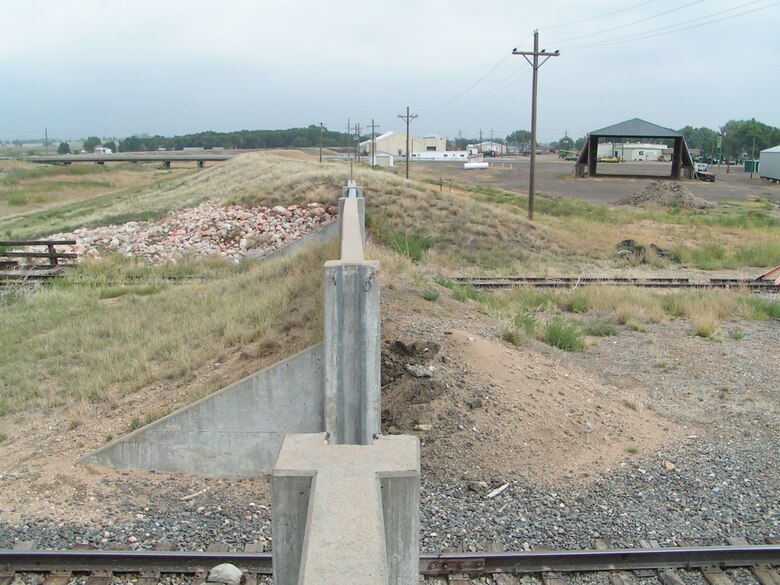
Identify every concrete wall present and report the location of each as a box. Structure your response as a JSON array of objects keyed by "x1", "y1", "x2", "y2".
[
  {"x1": 79, "y1": 344, "x2": 325, "y2": 476},
  {"x1": 272, "y1": 434, "x2": 420, "y2": 585},
  {"x1": 250, "y1": 219, "x2": 339, "y2": 263}
]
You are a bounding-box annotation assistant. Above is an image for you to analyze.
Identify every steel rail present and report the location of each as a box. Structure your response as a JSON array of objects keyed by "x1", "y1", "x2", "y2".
[
  {"x1": 453, "y1": 276, "x2": 779, "y2": 291},
  {"x1": 1, "y1": 544, "x2": 778, "y2": 576}
]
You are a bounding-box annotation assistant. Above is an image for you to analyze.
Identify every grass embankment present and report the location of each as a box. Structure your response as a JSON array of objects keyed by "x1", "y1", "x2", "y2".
[
  {"x1": 1, "y1": 152, "x2": 777, "y2": 421},
  {"x1": 0, "y1": 155, "x2": 282, "y2": 240},
  {"x1": 453, "y1": 182, "x2": 780, "y2": 271},
  {"x1": 0, "y1": 242, "x2": 334, "y2": 417}
]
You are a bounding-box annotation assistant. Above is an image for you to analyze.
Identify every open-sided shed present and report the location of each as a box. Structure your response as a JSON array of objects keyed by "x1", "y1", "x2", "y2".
[{"x1": 575, "y1": 118, "x2": 695, "y2": 179}]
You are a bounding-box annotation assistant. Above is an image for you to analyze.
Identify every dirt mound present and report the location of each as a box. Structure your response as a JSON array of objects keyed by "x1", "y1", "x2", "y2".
[
  {"x1": 618, "y1": 180, "x2": 714, "y2": 209},
  {"x1": 381, "y1": 318, "x2": 682, "y2": 485}
]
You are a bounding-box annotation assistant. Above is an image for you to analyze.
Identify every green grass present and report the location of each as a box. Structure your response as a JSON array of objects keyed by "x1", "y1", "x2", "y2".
[
  {"x1": 0, "y1": 243, "x2": 333, "y2": 416},
  {"x1": 386, "y1": 230, "x2": 434, "y2": 261},
  {"x1": 479, "y1": 286, "x2": 774, "y2": 351},
  {"x1": 543, "y1": 318, "x2": 584, "y2": 351},
  {"x1": 421, "y1": 288, "x2": 440, "y2": 301},
  {"x1": 581, "y1": 319, "x2": 619, "y2": 336}
]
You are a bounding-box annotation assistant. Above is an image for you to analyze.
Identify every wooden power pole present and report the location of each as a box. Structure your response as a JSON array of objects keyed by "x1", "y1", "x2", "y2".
[
  {"x1": 369, "y1": 119, "x2": 380, "y2": 166},
  {"x1": 398, "y1": 106, "x2": 417, "y2": 180},
  {"x1": 513, "y1": 30, "x2": 559, "y2": 221}
]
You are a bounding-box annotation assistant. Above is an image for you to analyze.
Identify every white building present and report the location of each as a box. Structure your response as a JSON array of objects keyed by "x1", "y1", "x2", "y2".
[
  {"x1": 359, "y1": 131, "x2": 447, "y2": 156},
  {"x1": 759, "y1": 145, "x2": 780, "y2": 181},
  {"x1": 471, "y1": 141, "x2": 507, "y2": 155},
  {"x1": 597, "y1": 142, "x2": 669, "y2": 161}
]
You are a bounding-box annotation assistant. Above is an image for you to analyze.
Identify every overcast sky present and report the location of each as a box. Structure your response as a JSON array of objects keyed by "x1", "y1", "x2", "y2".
[{"x1": 2, "y1": 0, "x2": 778, "y2": 143}]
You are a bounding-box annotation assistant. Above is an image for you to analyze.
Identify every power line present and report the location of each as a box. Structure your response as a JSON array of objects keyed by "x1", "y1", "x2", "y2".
[
  {"x1": 549, "y1": 0, "x2": 708, "y2": 45},
  {"x1": 426, "y1": 66, "x2": 530, "y2": 120},
  {"x1": 558, "y1": 0, "x2": 779, "y2": 50},
  {"x1": 431, "y1": 54, "x2": 511, "y2": 110},
  {"x1": 541, "y1": 0, "x2": 661, "y2": 31},
  {"x1": 428, "y1": 33, "x2": 534, "y2": 112}
]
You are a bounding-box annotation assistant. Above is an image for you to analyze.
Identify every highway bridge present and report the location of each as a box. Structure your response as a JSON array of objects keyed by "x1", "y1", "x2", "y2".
[{"x1": 23, "y1": 152, "x2": 233, "y2": 168}]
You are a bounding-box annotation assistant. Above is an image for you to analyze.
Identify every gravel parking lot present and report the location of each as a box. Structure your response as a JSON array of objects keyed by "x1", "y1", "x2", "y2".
[{"x1": 412, "y1": 157, "x2": 780, "y2": 206}]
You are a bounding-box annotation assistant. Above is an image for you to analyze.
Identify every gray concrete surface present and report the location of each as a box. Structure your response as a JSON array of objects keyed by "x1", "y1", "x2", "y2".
[
  {"x1": 271, "y1": 433, "x2": 420, "y2": 585},
  {"x1": 251, "y1": 218, "x2": 339, "y2": 263},
  {"x1": 324, "y1": 196, "x2": 381, "y2": 445},
  {"x1": 79, "y1": 344, "x2": 325, "y2": 475}
]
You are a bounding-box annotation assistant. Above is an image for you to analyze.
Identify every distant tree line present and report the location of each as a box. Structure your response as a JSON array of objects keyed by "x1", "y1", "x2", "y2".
[
  {"x1": 679, "y1": 119, "x2": 780, "y2": 159},
  {"x1": 116, "y1": 125, "x2": 354, "y2": 153}
]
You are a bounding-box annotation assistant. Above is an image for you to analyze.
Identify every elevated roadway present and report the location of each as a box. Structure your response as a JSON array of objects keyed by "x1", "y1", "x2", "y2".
[{"x1": 24, "y1": 152, "x2": 233, "y2": 168}]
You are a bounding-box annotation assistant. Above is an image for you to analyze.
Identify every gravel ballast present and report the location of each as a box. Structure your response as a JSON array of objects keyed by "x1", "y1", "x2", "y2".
[{"x1": 1, "y1": 438, "x2": 776, "y2": 552}]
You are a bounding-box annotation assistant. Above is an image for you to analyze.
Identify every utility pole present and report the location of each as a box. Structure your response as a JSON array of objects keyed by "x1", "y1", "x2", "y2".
[
  {"x1": 369, "y1": 119, "x2": 380, "y2": 167},
  {"x1": 479, "y1": 129, "x2": 483, "y2": 151},
  {"x1": 45, "y1": 128, "x2": 49, "y2": 154},
  {"x1": 751, "y1": 137, "x2": 756, "y2": 179},
  {"x1": 355, "y1": 123, "x2": 361, "y2": 163},
  {"x1": 398, "y1": 106, "x2": 418, "y2": 180},
  {"x1": 513, "y1": 30, "x2": 559, "y2": 221},
  {"x1": 319, "y1": 122, "x2": 324, "y2": 163}
]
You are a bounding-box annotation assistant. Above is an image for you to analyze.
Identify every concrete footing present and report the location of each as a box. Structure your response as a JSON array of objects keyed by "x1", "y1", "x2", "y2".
[{"x1": 272, "y1": 433, "x2": 420, "y2": 585}]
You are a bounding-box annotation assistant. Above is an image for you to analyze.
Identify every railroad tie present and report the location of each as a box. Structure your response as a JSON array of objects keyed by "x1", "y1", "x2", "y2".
[
  {"x1": 727, "y1": 537, "x2": 780, "y2": 585},
  {"x1": 639, "y1": 539, "x2": 686, "y2": 585},
  {"x1": 85, "y1": 570, "x2": 112, "y2": 585},
  {"x1": 593, "y1": 539, "x2": 636, "y2": 585},
  {"x1": 532, "y1": 544, "x2": 568, "y2": 585},
  {"x1": 444, "y1": 548, "x2": 471, "y2": 585},
  {"x1": 678, "y1": 540, "x2": 734, "y2": 585},
  {"x1": 42, "y1": 570, "x2": 71, "y2": 585}
]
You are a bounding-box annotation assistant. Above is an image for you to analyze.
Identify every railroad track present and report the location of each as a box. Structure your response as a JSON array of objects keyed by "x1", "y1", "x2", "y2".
[
  {"x1": 1, "y1": 539, "x2": 778, "y2": 584},
  {"x1": 454, "y1": 276, "x2": 780, "y2": 292}
]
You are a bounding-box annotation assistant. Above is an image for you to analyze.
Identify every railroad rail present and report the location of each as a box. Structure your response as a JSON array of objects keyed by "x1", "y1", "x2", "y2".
[
  {"x1": 1, "y1": 540, "x2": 778, "y2": 583},
  {"x1": 453, "y1": 276, "x2": 780, "y2": 292}
]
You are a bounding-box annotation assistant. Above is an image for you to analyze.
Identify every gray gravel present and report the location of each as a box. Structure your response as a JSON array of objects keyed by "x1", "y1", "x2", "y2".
[{"x1": 1, "y1": 439, "x2": 776, "y2": 553}]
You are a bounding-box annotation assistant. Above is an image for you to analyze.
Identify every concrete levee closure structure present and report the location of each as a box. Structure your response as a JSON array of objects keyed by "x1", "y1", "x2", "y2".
[
  {"x1": 79, "y1": 180, "x2": 420, "y2": 584},
  {"x1": 273, "y1": 182, "x2": 419, "y2": 585}
]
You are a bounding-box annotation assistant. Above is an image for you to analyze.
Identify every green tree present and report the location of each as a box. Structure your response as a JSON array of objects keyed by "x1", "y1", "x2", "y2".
[
  {"x1": 57, "y1": 141, "x2": 70, "y2": 155},
  {"x1": 558, "y1": 134, "x2": 575, "y2": 153},
  {"x1": 83, "y1": 136, "x2": 101, "y2": 152},
  {"x1": 506, "y1": 129, "x2": 531, "y2": 150},
  {"x1": 103, "y1": 140, "x2": 117, "y2": 152},
  {"x1": 679, "y1": 125, "x2": 719, "y2": 154},
  {"x1": 574, "y1": 136, "x2": 587, "y2": 150},
  {"x1": 119, "y1": 136, "x2": 142, "y2": 152}
]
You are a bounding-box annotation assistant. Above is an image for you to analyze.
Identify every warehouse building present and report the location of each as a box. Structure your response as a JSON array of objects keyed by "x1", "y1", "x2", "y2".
[
  {"x1": 597, "y1": 142, "x2": 670, "y2": 161},
  {"x1": 359, "y1": 131, "x2": 446, "y2": 157},
  {"x1": 759, "y1": 145, "x2": 780, "y2": 181}
]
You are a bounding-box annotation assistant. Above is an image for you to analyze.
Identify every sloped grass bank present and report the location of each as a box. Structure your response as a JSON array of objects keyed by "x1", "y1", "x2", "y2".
[{"x1": 0, "y1": 242, "x2": 334, "y2": 416}]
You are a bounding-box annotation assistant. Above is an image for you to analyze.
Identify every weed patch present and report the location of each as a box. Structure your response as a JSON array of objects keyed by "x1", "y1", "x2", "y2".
[{"x1": 543, "y1": 318, "x2": 584, "y2": 351}]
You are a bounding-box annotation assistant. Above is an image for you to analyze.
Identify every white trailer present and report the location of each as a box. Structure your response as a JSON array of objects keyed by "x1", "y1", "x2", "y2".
[{"x1": 759, "y1": 145, "x2": 780, "y2": 181}]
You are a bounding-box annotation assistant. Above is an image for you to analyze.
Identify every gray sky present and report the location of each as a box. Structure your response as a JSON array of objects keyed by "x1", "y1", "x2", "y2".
[{"x1": 2, "y1": 0, "x2": 778, "y2": 143}]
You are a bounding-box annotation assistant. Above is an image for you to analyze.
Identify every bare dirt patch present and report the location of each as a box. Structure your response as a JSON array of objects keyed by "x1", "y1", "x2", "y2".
[{"x1": 379, "y1": 288, "x2": 685, "y2": 486}]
